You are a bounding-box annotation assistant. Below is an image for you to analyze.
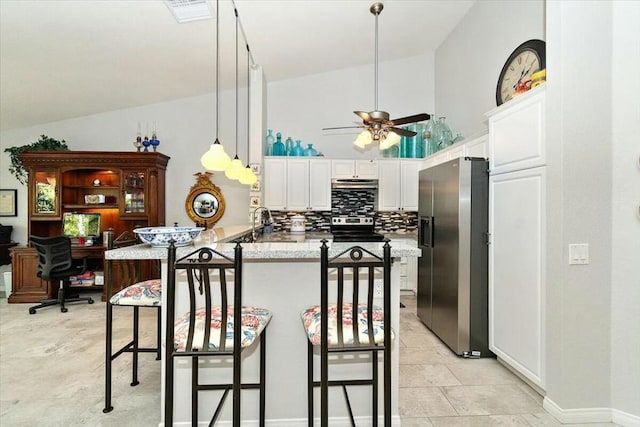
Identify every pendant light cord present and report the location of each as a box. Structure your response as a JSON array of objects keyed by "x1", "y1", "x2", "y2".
[
  {"x1": 215, "y1": 0, "x2": 220, "y2": 140},
  {"x1": 234, "y1": 7, "x2": 239, "y2": 156},
  {"x1": 246, "y1": 42, "x2": 250, "y2": 164}
]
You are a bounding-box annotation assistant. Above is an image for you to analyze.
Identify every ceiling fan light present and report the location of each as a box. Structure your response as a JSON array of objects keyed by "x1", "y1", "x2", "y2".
[
  {"x1": 239, "y1": 165, "x2": 257, "y2": 185},
  {"x1": 225, "y1": 156, "x2": 245, "y2": 180},
  {"x1": 354, "y1": 130, "x2": 373, "y2": 149},
  {"x1": 379, "y1": 131, "x2": 401, "y2": 151},
  {"x1": 201, "y1": 140, "x2": 231, "y2": 171}
]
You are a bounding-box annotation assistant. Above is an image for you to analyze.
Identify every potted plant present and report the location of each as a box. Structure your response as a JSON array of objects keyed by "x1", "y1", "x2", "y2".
[{"x1": 4, "y1": 135, "x2": 69, "y2": 185}]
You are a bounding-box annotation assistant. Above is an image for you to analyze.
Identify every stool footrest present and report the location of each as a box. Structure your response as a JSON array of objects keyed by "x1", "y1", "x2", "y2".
[{"x1": 312, "y1": 379, "x2": 375, "y2": 387}]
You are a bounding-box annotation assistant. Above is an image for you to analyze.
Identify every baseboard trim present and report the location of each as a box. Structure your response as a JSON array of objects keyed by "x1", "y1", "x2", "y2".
[
  {"x1": 543, "y1": 397, "x2": 640, "y2": 426},
  {"x1": 612, "y1": 409, "x2": 640, "y2": 427},
  {"x1": 162, "y1": 415, "x2": 402, "y2": 426}
]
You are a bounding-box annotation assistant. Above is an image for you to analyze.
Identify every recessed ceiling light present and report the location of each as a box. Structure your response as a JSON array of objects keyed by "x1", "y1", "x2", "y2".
[{"x1": 164, "y1": 0, "x2": 214, "y2": 23}]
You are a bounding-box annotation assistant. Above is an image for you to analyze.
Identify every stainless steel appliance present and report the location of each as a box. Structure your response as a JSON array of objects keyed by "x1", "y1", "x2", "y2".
[
  {"x1": 331, "y1": 179, "x2": 378, "y2": 189},
  {"x1": 417, "y1": 157, "x2": 491, "y2": 357},
  {"x1": 331, "y1": 217, "x2": 385, "y2": 242}
]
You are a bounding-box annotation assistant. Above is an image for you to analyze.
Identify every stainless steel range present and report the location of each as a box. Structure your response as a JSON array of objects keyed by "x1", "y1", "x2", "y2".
[{"x1": 331, "y1": 217, "x2": 385, "y2": 242}]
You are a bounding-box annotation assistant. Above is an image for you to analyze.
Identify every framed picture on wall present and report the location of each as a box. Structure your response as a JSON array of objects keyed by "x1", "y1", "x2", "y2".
[{"x1": 0, "y1": 189, "x2": 17, "y2": 217}]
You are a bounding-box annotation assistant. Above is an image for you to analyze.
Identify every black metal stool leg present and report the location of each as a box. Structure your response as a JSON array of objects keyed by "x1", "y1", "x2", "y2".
[
  {"x1": 156, "y1": 306, "x2": 162, "y2": 360},
  {"x1": 131, "y1": 307, "x2": 140, "y2": 386},
  {"x1": 103, "y1": 302, "x2": 114, "y2": 413},
  {"x1": 373, "y1": 351, "x2": 379, "y2": 427},
  {"x1": 260, "y1": 330, "x2": 266, "y2": 427},
  {"x1": 307, "y1": 340, "x2": 314, "y2": 427}
]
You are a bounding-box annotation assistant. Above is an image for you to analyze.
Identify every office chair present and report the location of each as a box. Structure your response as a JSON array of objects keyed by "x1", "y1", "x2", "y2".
[{"x1": 28, "y1": 235, "x2": 94, "y2": 314}]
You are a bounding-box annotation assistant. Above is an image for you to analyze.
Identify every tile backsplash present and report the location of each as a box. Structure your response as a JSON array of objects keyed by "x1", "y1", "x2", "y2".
[{"x1": 269, "y1": 187, "x2": 417, "y2": 233}]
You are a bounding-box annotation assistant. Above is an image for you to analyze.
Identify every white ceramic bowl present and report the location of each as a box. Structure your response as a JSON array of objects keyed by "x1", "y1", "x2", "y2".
[{"x1": 133, "y1": 226, "x2": 204, "y2": 247}]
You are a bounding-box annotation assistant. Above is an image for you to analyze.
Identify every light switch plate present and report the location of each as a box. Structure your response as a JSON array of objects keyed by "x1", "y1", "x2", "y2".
[{"x1": 569, "y1": 243, "x2": 589, "y2": 265}]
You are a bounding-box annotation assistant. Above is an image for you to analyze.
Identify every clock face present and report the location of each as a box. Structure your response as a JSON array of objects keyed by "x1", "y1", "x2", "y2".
[
  {"x1": 498, "y1": 50, "x2": 541, "y2": 103},
  {"x1": 496, "y1": 39, "x2": 546, "y2": 106}
]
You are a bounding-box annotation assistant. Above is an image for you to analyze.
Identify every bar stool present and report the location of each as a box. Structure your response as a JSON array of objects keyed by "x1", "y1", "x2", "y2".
[
  {"x1": 103, "y1": 231, "x2": 161, "y2": 413},
  {"x1": 165, "y1": 242, "x2": 271, "y2": 426},
  {"x1": 301, "y1": 239, "x2": 393, "y2": 426}
]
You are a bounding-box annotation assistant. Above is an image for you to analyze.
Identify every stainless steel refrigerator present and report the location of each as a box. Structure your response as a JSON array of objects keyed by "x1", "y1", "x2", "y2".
[{"x1": 417, "y1": 157, "x2": 491, "y2": 357}]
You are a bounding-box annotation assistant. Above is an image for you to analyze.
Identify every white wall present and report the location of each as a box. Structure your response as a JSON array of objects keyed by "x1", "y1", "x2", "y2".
[
  {"x1": 0, "y1": 88, "x2": 252, "y2": 246},
  {"x1": 266, "y1": 53, "x2": 435, "y2": 159},
  {"x1": 434, "y1": 0, "x2": 545, "y2": 138},
  {"x1": 610, "y1": 0, "x2": 640, "y2": 419}
]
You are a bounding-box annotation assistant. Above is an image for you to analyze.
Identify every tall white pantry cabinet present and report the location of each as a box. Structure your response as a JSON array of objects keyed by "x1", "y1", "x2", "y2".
[{"x1": 486, "y1": 86, "x2": 547, "y2": 390}]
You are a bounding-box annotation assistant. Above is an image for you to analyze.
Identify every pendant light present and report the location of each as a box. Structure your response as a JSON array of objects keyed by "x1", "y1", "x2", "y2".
[
  {"x1": 239, "y1": 41, "x2": 257, "y2": 186},
  {"x1": 225, "y1": 7, "x2": 245, "y2": 180},
  {"x1": 201, "y1": 0, "x2": 231, "y2": 171}
]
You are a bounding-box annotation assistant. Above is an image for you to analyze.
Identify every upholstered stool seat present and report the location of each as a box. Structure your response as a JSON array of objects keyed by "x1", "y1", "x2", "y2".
[
  {"x1": 173, "y1": 305, "x2": 271, "y2": 351},
  {"x1": 301, "y1": 303, "x2": 393, "y2": 346},
  {"x1": 109, "y1": 279, "x2": 162, "y2": 306}
]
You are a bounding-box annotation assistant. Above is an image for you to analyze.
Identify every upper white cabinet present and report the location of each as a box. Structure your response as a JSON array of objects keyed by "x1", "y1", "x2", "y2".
[
  {"x1": 264, "y1": 158, "x2": 331, "y2": 211},
  {"x1": 264, "y1": 158, "x2": 287, "y2": 210},
  {"x1": 422, "y1": 133, "x2": 488, "y2": 170},
  {"x1": 487, "y1": 86, "x2": 546, "y2": 174},
  {"x1": 463, "y1": 134, "x2": 489, "y2": 159},
  {"x1": 332, "y1": 159, "x2": 378, "y2": 179},
  {"x1": 378, "y1": 159, "x2": 420, "y2": 211}
]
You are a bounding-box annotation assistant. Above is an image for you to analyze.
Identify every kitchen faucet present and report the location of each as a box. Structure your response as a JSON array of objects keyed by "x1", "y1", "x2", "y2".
[{"x1": 252, "y1": 206, "x2": 273, "y2": 241}]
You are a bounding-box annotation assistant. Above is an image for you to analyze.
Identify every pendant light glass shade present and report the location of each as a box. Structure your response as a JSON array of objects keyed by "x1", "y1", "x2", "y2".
[
  {"x1": 225, "y1": 155, "x2": 245, "y2": 179},
  {"x1": 239, "y1": 165, "x2": 257, "y2": 185},
  {"x1": 201, "y1": 139, "x2": 231, "y2": 171},
  {"x1": 353, "y1": 130, "x2": 373, "y2": 149},
  {"x1": 378, "y1": 130, "x2": 401, "y2": 151}
]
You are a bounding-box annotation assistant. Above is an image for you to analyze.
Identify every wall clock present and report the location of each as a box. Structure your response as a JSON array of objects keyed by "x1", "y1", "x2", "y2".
[{"x1": 496, "y1": 39, "x2": 546, "y2": 106}]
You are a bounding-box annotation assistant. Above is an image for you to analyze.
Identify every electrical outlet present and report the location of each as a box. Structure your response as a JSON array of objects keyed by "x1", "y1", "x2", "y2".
[
  {"x1": 569, "y1": 243, "x2": 589, "y2": 265},
  {"x1": 374, "y1": 282, "x2": 383, "y2": 297}
]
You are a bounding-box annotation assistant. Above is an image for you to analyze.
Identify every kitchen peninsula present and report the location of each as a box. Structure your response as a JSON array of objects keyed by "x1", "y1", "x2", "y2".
[{"x1": 105, "y1": 225, "x2": 420, "y2": 425}]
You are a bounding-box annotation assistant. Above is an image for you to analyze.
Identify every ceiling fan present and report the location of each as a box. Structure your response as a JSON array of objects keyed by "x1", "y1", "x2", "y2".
[{"x1": 323, "y1": 2, "x2": 430, "y2": 150}]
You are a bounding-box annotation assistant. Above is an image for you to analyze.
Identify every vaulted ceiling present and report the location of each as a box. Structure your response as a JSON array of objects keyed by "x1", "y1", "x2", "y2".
[{"x1": 0, "y1": 0, "x2": 474, "y2": 131}]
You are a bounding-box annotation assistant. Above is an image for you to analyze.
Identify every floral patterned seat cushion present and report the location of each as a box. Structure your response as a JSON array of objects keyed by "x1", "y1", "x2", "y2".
[
  {"x1": 173, "y1": 306, "x2": 272, "y2": 351},
  {"x1": 301, "y1": 303, "x2": 394, "y2": 346},
  {"x1": 109, "y1": 279, "x2": 161, "y2": 307}
]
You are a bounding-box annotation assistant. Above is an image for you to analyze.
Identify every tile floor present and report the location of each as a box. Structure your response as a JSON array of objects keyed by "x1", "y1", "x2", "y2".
[{"x1": 0, "y1": 292, "x2": 620, "y2": 426}]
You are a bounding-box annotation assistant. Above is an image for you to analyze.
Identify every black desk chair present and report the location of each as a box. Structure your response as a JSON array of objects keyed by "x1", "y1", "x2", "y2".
[
  {"x1": 165, "y1": 242, "x2": 272, "y2": 426},
  {"x1": 28, "y1": 235, "x2": 94, "y2": 314},
  {"x1": 301, "y1": 239, "x2": 393, "y2": 426}
]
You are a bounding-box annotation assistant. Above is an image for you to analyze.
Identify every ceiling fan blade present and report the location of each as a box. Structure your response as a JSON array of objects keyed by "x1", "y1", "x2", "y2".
[
  {"x1": 322, "y1": 125, "x2": 365, "y2": 131},
  {"x1": 354, "y1": 111, "x2": 372, "y2": 123},
  {"x1": 389, "y1": 127, "x2": 416, "y2": 137},
  {"x1": 390, "y1": 113, "x2": 431, "y2": 126}
]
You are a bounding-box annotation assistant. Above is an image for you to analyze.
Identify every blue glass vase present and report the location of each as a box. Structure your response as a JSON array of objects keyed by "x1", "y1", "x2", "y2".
[
  {"x1": 265, "y1": 129, "x2": 275, "y2": 155},
  {"x1": 272, "y1": 132, "x2": 285, "y2": 156},
  {"x1": 304, "y1": 143, "x2": 318, "y2": 156},
  {"x1": 292, "y1": 140, "x2": 304, "y2": 156},
  {"x1": 285, "y1": 137, "x2": 294, "y2": 156}
]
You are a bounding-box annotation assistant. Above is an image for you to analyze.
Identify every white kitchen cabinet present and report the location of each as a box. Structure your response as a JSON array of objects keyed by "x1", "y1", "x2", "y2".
[
  {"x1": 265, "y1": 158, "x2": 331, "y2": 211},
  {"x1": 488, "y1": 86, "x2": 546, "y2": 175},
  {"x1": 488, "y1": 166, "x2": 546, "y2": 389},
  {"x1": 377, "y1": 159, "x2": 420, "y2": 211},
  {"x1": 332, "y1": 159, "x2": 378, "y2": 179},
  {"x1": 264, "y1": 158, "x2": 287, "y2": 210},
  {"x1": 463, "y1": 134, "x2": 489, "y2": 159},
  {"x1": 486, "y1": 86, "x2": 547, "y2": 390},
  {"x1": 399, "y1": 256, "x2": 418, "y2": 293}
]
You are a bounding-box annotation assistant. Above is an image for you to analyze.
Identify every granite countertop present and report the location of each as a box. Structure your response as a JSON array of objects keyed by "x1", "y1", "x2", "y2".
[{"x1": 105, "y1": 236, "x2": 420, "y2": 261}]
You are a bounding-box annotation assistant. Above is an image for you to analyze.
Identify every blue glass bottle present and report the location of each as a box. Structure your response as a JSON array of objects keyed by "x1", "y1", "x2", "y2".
[
  {"x1": 292, "y1": 140, "x2": 304, "y2": 156},
  {"x1": 304, "y1": 143, "x2": 318, "y2": 156},
  {"x1": 272, "y1": 132, "x2": 285, "y2": 156},
  {"x1": 285, "y1": 137, "x2": 294, "y2": 156},
  {"x1": 265, "y1": 129, "x2": 275, "y2": 155}
]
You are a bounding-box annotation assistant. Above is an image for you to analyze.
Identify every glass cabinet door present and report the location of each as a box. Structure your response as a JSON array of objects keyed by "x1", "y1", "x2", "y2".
[
  {"x1": 32, "y1": 169, "x2": 60, "y2": 217},
  {"x1": 121, "y1": 170, "x2": 146, "y2": 216}
]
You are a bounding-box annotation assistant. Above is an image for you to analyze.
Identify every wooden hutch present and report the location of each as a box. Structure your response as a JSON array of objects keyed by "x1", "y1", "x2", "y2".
[{"x1": 9, "y1": 151, "x2": 169, "y2": 303}]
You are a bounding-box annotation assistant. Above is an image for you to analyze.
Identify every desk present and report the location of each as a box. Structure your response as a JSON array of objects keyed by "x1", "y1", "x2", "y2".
[{"x1": 105, "y1": 239, "x2": 420, "y2": 425}]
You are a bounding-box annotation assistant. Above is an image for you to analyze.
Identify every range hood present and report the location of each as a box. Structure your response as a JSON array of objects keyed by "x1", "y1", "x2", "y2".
[{"x1": 331, "y1": 178, "x2": 378, "y2": 189}]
